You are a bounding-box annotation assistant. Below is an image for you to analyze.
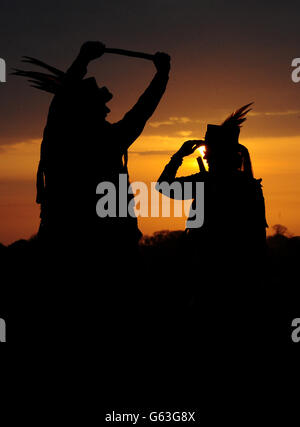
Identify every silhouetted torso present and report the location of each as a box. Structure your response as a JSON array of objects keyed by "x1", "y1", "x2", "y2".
[
  {"x1": 186, "y1": 171, "x2": 267, "y2": 258},
  {"x1": 157, "y1": 157, "x2": 268, "y2": 264},
  {"x1": 37, "y1": 56, "x2": 169, "y2": 255}
]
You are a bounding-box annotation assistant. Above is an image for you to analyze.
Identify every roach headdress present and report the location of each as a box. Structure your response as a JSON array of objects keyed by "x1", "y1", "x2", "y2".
[
  {"x1": 12, "y1": 56, "x2": 113, "y2": 105},
  {"x1": 205, "y1": 103, "x2": 253, "y2": 147},
  {"x1": 11, "y1": 56, "x2": 66, "y2": 94}
]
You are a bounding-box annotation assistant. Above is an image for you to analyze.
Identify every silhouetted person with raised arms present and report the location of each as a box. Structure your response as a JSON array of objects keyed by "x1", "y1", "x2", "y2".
[
  {"x1": 14, "y1": 42, "x2": 170, "y2": 257},
  {"x1": 12, "y1": 42, "x2": 171, "y2": 342},
  {"x1": 157, "y1": 104, "x2": 268, "y2": 270}
]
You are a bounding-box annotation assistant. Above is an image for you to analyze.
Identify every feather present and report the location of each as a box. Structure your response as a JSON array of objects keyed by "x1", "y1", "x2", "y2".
[
  {"x1": 11, "y1": 67, "x2": 64, "y2": 94},
  {"x1": 21, "y1": 56, "x2": 64, "y2": 77},
  {"x1": 222, "y1": 103, "x2": 254, "y2": 128},
  {"x1": 12, "y1": 69, "x2": 62, "y2": 82}
]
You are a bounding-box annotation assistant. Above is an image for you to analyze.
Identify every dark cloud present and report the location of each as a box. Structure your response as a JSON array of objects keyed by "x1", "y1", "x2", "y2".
[{"x1": 0, "y1": 0, "x2": 300, "y2": 145}]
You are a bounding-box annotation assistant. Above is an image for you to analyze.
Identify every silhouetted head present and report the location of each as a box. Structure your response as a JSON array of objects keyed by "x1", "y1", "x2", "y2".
[
  {"x1": 203, "y1": 143, "x2": 253, "y2": 177},
  {"x1": 78, "y1": 77, "x2": 113, "y2": 120},
  {"x1": 203, "y1": 103, "x2": 254, "y2": 177},
  {"x1": 12, "y1": 57, "x2": 113, "y2": 121}
]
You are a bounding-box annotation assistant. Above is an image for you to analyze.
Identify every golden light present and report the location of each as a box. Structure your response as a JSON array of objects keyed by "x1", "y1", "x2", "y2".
[
  {"x1": 198, "y1": 145, "x2": 206, "y2": 158},
  {"x1": 197, "y1": 145, "x2": 208, "y2": 171}
]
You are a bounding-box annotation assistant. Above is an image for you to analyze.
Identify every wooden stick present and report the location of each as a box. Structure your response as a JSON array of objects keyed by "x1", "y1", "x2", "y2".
[
  {"x1": 197, "y1": 156, "x2": 207, "y2": 173},
  {"x1": 105, "y1": 48, "x2": 154, "y2": 61}
]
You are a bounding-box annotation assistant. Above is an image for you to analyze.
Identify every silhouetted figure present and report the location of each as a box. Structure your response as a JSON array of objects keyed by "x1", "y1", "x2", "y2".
[
  {"x1": 157, "y1": 104, "x2": 268, "y2": 270},
  {"x1": 156, "y1": 105, "x2": 269, "y2": 363},
  {"x1": 14, "y1": 42, "x2": 170, "y2": 256}
]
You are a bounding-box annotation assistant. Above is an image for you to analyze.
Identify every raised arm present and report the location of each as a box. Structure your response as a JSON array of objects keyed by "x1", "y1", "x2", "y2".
[
  {"x1": 156, "y1": 141, "x2": 205, "y2": 200},
  {"x1": 114, "y1": 52, "x2": 171, "y2": 149},
  {"x1": 64, "y1": 41, "x2": 106, "y2": 84}
]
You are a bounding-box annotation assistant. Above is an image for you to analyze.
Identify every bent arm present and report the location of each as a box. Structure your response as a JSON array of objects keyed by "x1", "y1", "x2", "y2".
[
  {"x1": 157, "y1": 153, "x2": 184, "y2": 185},
  {"x1": 64, "y1": 54, "x2": 89, "y2": 83},
  {"x1": 156, "y1": 153, "x2": 204, "y2": 200},
  {"x1": 64, "y1": 41, "x2": 106, "y2": 84},
  {"x1": 115, "y1": 63, "x2": 170, "y2": 149}
]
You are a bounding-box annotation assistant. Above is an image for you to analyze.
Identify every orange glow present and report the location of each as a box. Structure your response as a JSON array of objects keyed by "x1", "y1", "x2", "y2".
[
  {"x1": 197, "y1": 146, "x2": 208, "y2": 170},
  {"x1": 1, "y1": 132, "x2": 300, "y2": 244},
  {"x1": 1, "y1": 62, "x2": 300, "y2": 244},
  {"x1": 198, "y1": 146, "x2": 206, "y2": 158}
]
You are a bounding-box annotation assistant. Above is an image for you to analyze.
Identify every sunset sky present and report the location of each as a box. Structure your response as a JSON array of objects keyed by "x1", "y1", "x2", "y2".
[{"x1": 0, "y1": 0, "x2": 300, "y2": 244}]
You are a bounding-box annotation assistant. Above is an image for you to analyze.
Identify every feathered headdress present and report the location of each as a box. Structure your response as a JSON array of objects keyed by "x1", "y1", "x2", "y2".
[
  {"x1": 221, "y1": 103, "x2": 253, "y2": 129},
  {"x1": 11, "y1": 56, "x2": 66, "y2": 94},
  {"x1": 205, "y1": 103, "x2": 254, "y2": 146}
]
